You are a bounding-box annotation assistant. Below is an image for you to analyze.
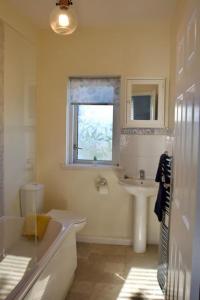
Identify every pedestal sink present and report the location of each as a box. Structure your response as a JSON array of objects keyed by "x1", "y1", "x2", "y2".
[{"x1": 120, "y1": 178, "x2": 158, "y2": 253}]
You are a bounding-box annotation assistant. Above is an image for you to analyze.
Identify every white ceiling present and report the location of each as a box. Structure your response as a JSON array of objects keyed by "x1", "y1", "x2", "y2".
[{"x1": 7, "y1": 0, "x2": 176, "y2": 29}]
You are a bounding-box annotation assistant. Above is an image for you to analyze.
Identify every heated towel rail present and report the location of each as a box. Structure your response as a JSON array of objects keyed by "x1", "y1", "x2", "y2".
[{"x1": 157, "y1": 153, "x2": 172, "y2": 293}]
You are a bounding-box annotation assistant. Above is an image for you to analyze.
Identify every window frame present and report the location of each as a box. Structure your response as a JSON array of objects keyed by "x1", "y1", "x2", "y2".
[{"x1": 67, "y1": 77, "x2": 120, "y2": 166}]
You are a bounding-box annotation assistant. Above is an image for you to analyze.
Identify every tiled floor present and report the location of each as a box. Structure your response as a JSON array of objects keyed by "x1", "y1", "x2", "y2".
[{"x1": 66, "y1": 243, "x2": 164, "y2": 300}]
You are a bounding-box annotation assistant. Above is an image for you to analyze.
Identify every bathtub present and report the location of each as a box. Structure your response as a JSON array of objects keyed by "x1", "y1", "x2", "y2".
[{"x1": 0, "y1": 216, "x2": 77, "y2": 300}]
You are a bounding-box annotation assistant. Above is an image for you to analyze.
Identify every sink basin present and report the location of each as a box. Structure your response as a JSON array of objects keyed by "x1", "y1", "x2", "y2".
[
  {"x1": 120, "y1": 178, "x2": 158, "y2": 253},
  {"x1": 119, "y1": 178, "x2": 157, "y2": 197}
]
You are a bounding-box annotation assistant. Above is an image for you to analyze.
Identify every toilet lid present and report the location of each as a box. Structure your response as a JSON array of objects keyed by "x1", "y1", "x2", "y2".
[{"x1": 47, "y1": 209, "x2": 87, "y2": 225}]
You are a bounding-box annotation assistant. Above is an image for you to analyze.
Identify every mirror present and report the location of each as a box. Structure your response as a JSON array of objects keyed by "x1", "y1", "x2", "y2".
[
  {"x1": 126, "y1": 78, "x2": 165, "y2": 128},
  {"x1": 131, "y1": 84, "x2": 158, "y2": 120}
]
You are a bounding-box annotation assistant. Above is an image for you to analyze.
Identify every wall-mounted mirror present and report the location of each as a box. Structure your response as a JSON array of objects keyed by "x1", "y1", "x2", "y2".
[{"x1": 125, "y1": 78, "x2": 165, "y2": 128}]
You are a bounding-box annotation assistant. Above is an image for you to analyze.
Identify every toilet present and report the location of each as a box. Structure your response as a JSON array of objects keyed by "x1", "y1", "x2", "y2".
[
  {"x1": 47, "y1": 209, "x2": 87, "y2": 233},
  {"x1": 20, "y1": 183, "x2": 87, "y2": 233}
]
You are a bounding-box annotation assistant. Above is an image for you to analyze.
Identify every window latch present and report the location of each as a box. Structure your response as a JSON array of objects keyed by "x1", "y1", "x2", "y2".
[{"x1": 73, "y1": 144, "x2": 83, "y2": 150}]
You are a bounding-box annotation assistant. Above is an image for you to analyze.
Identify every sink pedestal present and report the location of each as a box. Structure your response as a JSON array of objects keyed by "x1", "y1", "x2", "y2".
[
  {"x1": 119, "y1": 178, "x2": 158, "y2": 253},
  {"x1": 133, "y1": 195, "x2": 147, "y2": 253}
]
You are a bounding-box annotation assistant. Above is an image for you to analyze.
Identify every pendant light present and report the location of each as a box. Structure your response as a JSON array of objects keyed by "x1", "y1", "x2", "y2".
[{"x1": 50, "y1": 0, "x2": 78, "y2": 35}]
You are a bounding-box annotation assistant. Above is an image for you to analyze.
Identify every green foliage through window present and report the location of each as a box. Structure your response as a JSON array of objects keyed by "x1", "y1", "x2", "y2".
[{"x1": 77, "y1": 105, "x2": 113, "y2": 161}]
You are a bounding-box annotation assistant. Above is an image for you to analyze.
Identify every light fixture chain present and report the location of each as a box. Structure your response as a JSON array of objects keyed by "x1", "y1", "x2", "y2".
[{"x1": 56, "y1": 0, "x2": 73, "y2": 8}]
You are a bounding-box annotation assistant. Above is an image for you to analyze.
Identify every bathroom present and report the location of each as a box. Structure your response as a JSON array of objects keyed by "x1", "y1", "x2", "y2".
[{"x1": 0, "y1": 0, "x2": 200, "y2": 299}]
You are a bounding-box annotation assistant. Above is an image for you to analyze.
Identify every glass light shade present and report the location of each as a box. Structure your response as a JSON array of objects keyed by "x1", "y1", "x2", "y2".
[{"x1": 50, "y1": 6, "x2": 78, "y2": 35}]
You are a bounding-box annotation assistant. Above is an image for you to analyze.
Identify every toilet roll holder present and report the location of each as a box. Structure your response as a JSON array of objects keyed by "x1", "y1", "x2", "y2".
[{"x1": 95, "y1": 176, "x2": 108, "y2": 191}]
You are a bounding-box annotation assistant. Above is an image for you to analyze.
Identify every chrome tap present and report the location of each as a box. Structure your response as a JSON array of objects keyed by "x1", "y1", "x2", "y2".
[{"x1": 139, "y1": 169, "x2": 145, "y2": 180}]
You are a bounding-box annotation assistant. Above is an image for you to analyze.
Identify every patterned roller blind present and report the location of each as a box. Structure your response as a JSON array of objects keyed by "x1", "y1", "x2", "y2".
[{"x1": 69, "y1": 77, "x2": 120, "y2": 105}]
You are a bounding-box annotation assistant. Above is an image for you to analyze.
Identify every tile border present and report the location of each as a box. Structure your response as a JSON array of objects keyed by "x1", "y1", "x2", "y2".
[{"x1": 121, "y1": 127, "x2": 172, "y2": 135}]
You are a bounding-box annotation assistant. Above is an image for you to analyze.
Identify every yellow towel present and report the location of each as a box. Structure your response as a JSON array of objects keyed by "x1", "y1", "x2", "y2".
[{"x1": 22, "y1": 215, "x2": 51, "y2": 240}]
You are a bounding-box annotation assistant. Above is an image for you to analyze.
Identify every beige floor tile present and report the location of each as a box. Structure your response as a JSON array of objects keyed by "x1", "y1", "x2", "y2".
[
  {"x1": 75, "y1": 262, "x2": 107, "y2": 283},
  {"x1": 98, "y1": 271, "x2": 125, "y2": 285},
  {"x1": 89, "y1": 253, "x2": 126, "y2": 264},
  {"x1": 67, "y1": 243, "x2": 164, "y2": 300},
  {"x1": 125, "y1": 245, "x2": 158, "y2": 257},
  {"x1": 77, "y1": 242, "x2": 92, "y2": 259},
  {"x1": 90, "y1": 283, "x2": 122, "y2": 300},
  {"x1": 70, "y1": 280, "x2": 94, "y2": 294},
  {"x1": 66, "y1": 291, "x2": 91, "y2": 300},
  {"x1": 104, "y1": 262, "x2": 125, "y2": 274},
  {"x1": 90, "y1": 244, "x2": 127, "y2": 256},
  {"x1": 125, "y1": 246, "x2": 159, "y2": 270}
]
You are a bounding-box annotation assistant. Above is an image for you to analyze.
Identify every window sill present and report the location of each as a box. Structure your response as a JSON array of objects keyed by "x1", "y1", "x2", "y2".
[{"x1": 60, "y1": 163, "x2": 122, "y2": 171}]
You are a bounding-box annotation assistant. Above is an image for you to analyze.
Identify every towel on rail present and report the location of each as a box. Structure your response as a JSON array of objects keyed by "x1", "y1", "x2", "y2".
[{"x1": 154, "y1": 153, "x2": 171, "y2": 222}]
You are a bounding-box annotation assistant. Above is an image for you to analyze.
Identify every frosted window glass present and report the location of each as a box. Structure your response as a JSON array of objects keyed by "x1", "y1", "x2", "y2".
[{"x1": 77, "y1": 105, "x2": 113, "y2": 161}]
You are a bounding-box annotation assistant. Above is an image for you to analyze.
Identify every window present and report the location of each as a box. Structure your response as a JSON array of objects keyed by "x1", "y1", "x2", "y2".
[{"x1": 67, "y1": 77, "x2": 120, "y2": 165}]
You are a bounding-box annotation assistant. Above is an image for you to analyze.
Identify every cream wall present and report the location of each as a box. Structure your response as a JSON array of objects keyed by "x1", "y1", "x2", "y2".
[
  {"x1": 0, "y1": 0, "x2": 38, "y2": 216},
  {"x1": 0, "y1": 0, "x2": 37, "y2": 43},
  {"x1": 37, "y1": 22, "x2": 170, "y2": 244}
]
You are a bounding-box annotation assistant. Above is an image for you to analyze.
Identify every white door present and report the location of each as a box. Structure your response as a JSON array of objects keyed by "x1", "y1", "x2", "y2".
[{"x1": 167, "y1": 0, "x2": 200, "y2": 299}]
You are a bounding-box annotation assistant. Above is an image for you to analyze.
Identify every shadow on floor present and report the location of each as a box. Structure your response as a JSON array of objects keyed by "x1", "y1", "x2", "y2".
[{"x1": 130, "y1": 292, "x2": 145, "y2": 299}]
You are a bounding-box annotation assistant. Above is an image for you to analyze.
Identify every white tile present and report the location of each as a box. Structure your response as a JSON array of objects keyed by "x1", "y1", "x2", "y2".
[
  {"x1": 120, "y1": 134, "x2": 166, "y2": 178},
  {"x1": 135, "y1": 136, "x2": 166, "y2": 157},
  {"x1": 135, "y1": 156, "x2": 160, "y2": 179}
]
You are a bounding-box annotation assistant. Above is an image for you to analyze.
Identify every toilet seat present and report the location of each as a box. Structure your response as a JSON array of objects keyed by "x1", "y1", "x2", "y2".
[{"x1": 47, "y1": 209, "x2": 87, "y2": 226}]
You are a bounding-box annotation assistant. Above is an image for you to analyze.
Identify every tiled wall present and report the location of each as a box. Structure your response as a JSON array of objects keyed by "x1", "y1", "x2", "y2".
[
  {"x1": 120, "y1": 132, "x2": 166, "y2": 179},
  {"x1": 0, "y1": 20, "x2": 4, "y2": 216}
]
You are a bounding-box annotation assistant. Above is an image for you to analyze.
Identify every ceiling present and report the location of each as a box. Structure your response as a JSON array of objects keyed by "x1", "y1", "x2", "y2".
[{"x1": 7, "y1": 0, "x2": 176, "y2": 29}]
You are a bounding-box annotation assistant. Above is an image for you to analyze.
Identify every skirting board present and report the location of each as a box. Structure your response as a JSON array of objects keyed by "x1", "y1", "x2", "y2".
[{"x1": 77, "y1": 235, "x2": 132, "y2": 246}]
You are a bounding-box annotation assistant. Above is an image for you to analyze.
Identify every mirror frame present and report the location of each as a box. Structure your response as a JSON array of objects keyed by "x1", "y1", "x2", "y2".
[{"x1": 125, "y1": 78, "x2": 165, "y2": 128}]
